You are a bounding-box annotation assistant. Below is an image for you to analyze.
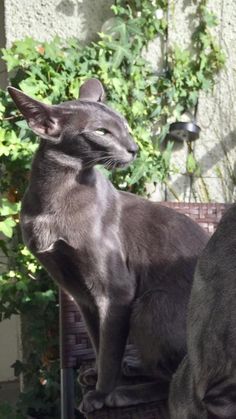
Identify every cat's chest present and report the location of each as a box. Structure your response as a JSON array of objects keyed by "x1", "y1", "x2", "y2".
[
  {"x1": 21, "y1": 205, "x2": 101, "y2": 254},
  {"x1": 21, "y1": 170, "x2": 111, "y2": 253},
  {"x1": 29, "y1": 215, "x2": 126, "y2": 303},
  {"x1": 20, "y1": 189, "x2": 101, "y2": 253}
]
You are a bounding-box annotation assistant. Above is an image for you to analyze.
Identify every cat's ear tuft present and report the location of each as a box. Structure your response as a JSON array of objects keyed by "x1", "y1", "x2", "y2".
[
  {"x1": 8, "y1": 87, "x2": 64, "y2": 141},
  {"x1": 79, "y1": 79, "x2": 106, "y2": 102}
]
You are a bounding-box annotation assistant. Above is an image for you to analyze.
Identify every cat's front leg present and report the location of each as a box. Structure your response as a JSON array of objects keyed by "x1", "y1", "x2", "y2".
[
  {"x1": 79, "y1": 302, "x2": 132, "y2": 413},
  {"x1": 77, "y1": 304, "x2": 100, "y2": 387}
]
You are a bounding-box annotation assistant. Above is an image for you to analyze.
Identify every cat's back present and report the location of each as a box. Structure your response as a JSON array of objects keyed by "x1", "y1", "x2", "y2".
[
  {"x1": 188, "y1": 204, "x2": 236, "y2": 386},
  {"x1": 118, "y1": 190, "x2": 208, "y2": 257},
  {"x1": 188, "y1": 203, "x2": 236, "y2": 334},
  {"x1": 191, "y1": 204, "x2": 236, "y2": 313},
  {"x1": 197, "y1": 203, "x2": 236, "y2": 279}
]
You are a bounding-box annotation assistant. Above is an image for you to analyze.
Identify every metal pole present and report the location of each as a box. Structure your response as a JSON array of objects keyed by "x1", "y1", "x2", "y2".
[
  {"x1": 61, "y1": 367, "x2": 75, "y2": 419},
  {"x1": 59, "y1": 289, "x2": 75, "y2": 419}
]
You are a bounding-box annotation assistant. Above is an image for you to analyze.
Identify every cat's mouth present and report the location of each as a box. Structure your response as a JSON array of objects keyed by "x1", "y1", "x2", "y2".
[
  {"x1": 110, "y1": 149, "x2": 137, "y2": 169},
  {"x1": 82, "y1": 150, "x2": 136, "y2": 170},
  {"x1": 105, "y1": 154, "x2": 135, "y2": 170},
  {"x1": 112, "y1": 161, "x2": 131, "y2": 169}
]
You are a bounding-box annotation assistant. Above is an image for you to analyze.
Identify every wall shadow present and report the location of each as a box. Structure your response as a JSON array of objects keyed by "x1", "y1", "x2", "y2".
[
  {"x1": 55, "y1": 0, "x2": 113, "y2": 43},
  {"x1": 168, "y1": 130, "x2": 236, "y2": 202}
]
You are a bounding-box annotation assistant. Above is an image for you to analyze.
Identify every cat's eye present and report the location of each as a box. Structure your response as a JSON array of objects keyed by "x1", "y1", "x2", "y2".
[{"x1": 94, "y1": 129, "x2": 109, "y2": 136}]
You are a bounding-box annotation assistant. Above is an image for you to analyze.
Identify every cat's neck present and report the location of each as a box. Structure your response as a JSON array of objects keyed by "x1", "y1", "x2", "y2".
[
  {"x1": 30, "y1": 141, "x2": 94, "y2": 187},
  {"x1": 27, "y1": 141, "x2": 117, "y2": 213}
]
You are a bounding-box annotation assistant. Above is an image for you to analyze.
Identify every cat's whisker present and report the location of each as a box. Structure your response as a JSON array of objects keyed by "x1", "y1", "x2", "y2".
[
  {"x1": 105, "y1": 161, "x2": 112, "y2": 170},
  {"x1": 81, "y1": 155, "x2": 105, "y2": 164},
  {"x1": 83, "y1": 157, "x2": 111, "y2": 167},
  {"x1": 81, "y1": 153, "x2": 121, "y2": 170},
  {"x1": 105, "y1": 158, "x2": 116, "y2": 170}
]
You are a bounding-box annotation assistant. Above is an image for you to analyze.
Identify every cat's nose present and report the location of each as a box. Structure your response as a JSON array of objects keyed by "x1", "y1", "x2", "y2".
[{"x1": 127, "y1": 142, "x2": 138, "y2": 157}]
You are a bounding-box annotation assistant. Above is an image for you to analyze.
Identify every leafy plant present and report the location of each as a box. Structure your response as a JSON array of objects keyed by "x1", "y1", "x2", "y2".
[
  {"x1": 0, "y1": 402, "x2": 25, "y2": 419},
  {"x1": 0, "y1": 0, "x2": 224, "y2": 417}
]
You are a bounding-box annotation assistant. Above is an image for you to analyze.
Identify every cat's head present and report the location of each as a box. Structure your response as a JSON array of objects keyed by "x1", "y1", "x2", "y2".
[{"x1": 8, "y1": 79, "x2": 138, "y2": 170}]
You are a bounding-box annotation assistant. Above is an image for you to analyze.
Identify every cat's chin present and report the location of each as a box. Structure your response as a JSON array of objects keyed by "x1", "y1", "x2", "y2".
[{"x1": 110, "y1": 161, "x2": 131, "y2": 170}]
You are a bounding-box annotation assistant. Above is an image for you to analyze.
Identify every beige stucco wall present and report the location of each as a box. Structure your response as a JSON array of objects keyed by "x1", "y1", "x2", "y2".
[
  {"x1": 2, "y1": 0, "x2": 236, "y2": 203},
  {"x1": 0, "y1": 316, "x2": 21, "y2": 381},
  {"x1": 4, "y1": 0, "x2": 113, "y2": 47},
  {"x1": 165, "y1": 0, "x2": 236, "y2": 203}
]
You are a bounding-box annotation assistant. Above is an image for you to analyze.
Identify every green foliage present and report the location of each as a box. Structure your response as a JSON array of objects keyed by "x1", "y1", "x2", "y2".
[
  {"x1": 0, "y1": 0, "x2": 224, "y2": 417},
  {"x1": 0, "y1": 243, "x2": 59, "y2": 418},
  {"x1": 186, "y1": 152, "x2": 201, "y2": 176},
  {"x1": 0, "y1": 402, "x2": 25, "y2": 419}
]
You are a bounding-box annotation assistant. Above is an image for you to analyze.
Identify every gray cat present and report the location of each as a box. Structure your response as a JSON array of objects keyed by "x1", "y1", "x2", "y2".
[
  {"x1": 8, "y1": 79, "x2": 208, "y2": 414},
  {"x1": 169, "y1": 203, "x2": 236, "y2": 419}
]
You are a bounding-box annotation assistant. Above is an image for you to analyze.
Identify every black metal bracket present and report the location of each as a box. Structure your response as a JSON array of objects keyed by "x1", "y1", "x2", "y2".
[{"x1": 168, "y1": 121, "x2": 201, "y2": 142}]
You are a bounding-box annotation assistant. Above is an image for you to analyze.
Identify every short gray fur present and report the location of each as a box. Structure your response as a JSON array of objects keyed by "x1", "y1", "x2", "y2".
[
  {"x1": 169, "y1": 204, "x2": 236, "y2": 418},
  {"x1": 8, "y1": 79, "x2": 208, "y2": 414}
]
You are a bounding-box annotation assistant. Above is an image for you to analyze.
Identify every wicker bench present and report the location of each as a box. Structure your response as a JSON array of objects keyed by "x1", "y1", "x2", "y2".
[{"x1": 59, "y1": 202, "x2": 230, "y2": 419}]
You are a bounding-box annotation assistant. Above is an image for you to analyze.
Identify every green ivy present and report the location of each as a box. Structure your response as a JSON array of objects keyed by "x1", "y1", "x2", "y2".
[
  {"x1": 0, "y1": 1, "x2": 224, "y2": 417},
  {"x1": 0, "y1": 402, "x2": 25, "y2": 419}
]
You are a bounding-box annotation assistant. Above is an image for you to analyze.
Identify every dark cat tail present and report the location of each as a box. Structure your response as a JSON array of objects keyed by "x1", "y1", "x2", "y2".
[{"x1": 204, "y1": 377, "x2": 236, "y2": 418}]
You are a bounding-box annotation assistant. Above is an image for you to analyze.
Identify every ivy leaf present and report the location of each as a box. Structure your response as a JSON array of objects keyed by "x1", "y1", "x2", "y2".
[
  {"x1": 128, "y1": 153, "x2": 149, "y2": 185},
  {"x1": 186, "y1": 153, "x2": 201, "y2": 175},
  {"x1": 18, "y1": 81, "x2": 39, "y2": 98},
  {"x1": 128, "y1": 162, "x2": 146, "y2": 185},
  {"x1": 203, "y1": 11, "x2": 218, "y2": 27},
  {"x1": 132, "y1": 101, "x2": 145, "y2": 116},
  {"x1": 201, "y1": 78, "x2": 212, "y2": 91},
  {"x1": 109, "y1": 41, "x2": 133, "y2": 68},
  {"x1": 0, "y1": 198, "x2": 20, "y2": 216},
  {"x1": 0, "y1": 217, "x2": 17, "y2": 238},
  {"x1": 189, "y1": 90, "x2": 198, "y2": 106},
  {"x1": 2, "y1": 51, "x2": 20, "y2": 71},
  {"x1": 15, "y1": 120, "x2": 28, "y2": 129},
  {"x1": 102, "y1": 17, "x2": 127, "y2": 41}
]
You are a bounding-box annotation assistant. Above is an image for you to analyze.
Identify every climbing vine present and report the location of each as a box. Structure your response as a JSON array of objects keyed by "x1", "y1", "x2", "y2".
[{"x1": 0, "y1": 1, "x2": 225, "y2": 417}]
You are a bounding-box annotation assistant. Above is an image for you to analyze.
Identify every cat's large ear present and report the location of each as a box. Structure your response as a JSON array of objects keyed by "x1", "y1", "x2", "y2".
[
  {"x1": 79, "y1": 78, "x2": 106, "y2": 102},
  {"x1": 8, "y1": 87, "x2": 64, "y2": 141}
]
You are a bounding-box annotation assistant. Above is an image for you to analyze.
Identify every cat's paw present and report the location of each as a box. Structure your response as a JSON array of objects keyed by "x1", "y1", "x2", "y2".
[
  {"x1": 105, "y1": 388, "x2": 130, "y2": 408},
  {"x1": 78, "y1": 367, "x2": 97, "y2": 387},
  {"x1": 79, "y1": 390, "x2": 105, "y2": 413}
]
